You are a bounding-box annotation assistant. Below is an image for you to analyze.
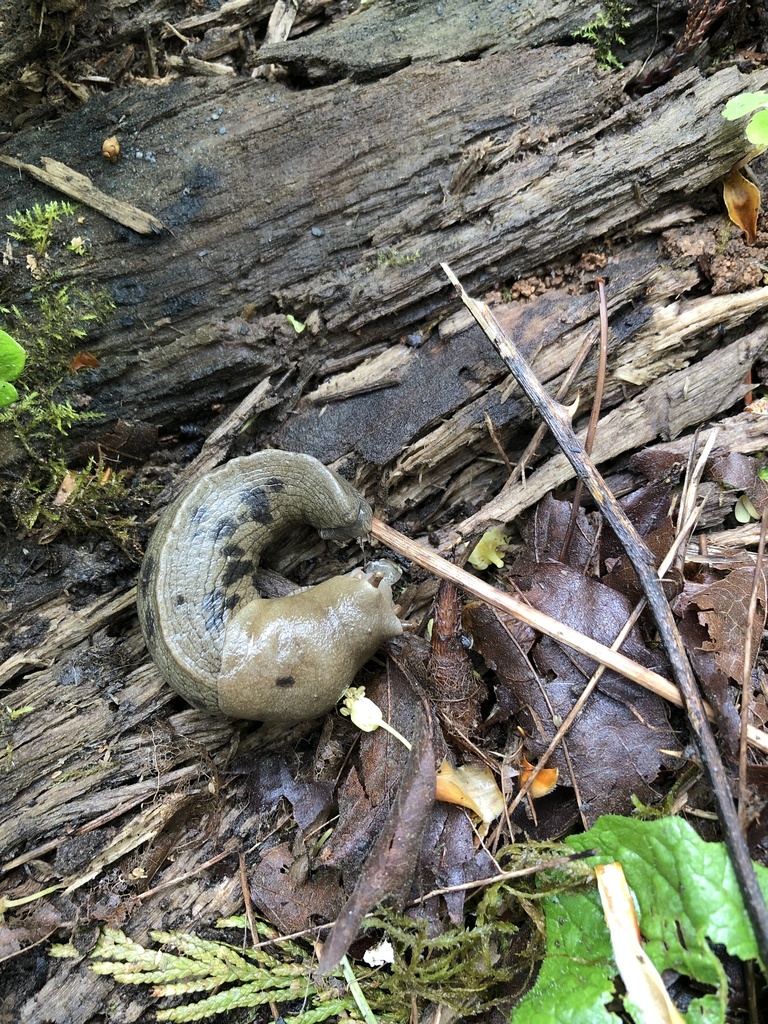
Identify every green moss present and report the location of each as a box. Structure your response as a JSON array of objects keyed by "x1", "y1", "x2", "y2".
[
  {"x1": 90, "y1": 842, "x2": 590, "y2": 1021},
  {"x1": 3, "y1": 704, "x2": 35, "y2": 721},
  {"x1": 0, "y1": 252, "x2": 141, "y2": 543},
  {"x1": 6, "y1": 200, "x2": 77, "y2": 257},
  {"x1": 573, "y1": 2, "x2": 632, "y2": 70},
  {"x1": 52, "y1": 764, "x2": 107, "y2": 785},
  {"x1": 5, "y1": 454, "x2": 139, "y2": 544},
  {"x1": 373, "y1": 248, "x2": 421, "y2": 268}
]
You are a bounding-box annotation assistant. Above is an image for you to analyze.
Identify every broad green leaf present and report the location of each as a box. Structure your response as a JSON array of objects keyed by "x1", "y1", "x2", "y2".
[
  {"x1": 511, "y1": 816, "x2": 768, "y2": 1024},
  {"x1": 0, "y1": 380, "x2": 19, "y2": 408},
  {"x1": 722, "y1": 92, "x2": 768, "y2": 120},
  {"x1": 512, "y1": 888, "x2": 618, "y2": 1024},
  {"x1": 746, "y1": 108, "x2": 768, "y2": 148},
  {"x1": 0, "y1": 330, "x2": 26, "y2": 382}
]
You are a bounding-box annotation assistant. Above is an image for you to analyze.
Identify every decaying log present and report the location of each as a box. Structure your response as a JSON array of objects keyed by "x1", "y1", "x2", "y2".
[{"x1": 2, "y1": 1, "x2": 768, "y2": 1020}]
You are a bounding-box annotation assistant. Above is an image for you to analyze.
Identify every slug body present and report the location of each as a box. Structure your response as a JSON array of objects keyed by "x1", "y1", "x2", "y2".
[{"x1": 137, "y1": 451, "x2": 402, "y2": 722}]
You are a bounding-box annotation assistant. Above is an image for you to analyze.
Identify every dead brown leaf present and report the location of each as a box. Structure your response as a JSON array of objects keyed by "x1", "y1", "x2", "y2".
[
  {"x1": 677, "y1": 567, "x2": 767, "y2": 683},
  {"x1": 708, "y1": 452, "x2": 768, "y2": 516},
  {"x1": 244, "y1": 753, "x2": 334, "y2": 831},
  {"x1": 317, "y1": 697, "x2": 436, "y2": 973},
  {"x1": 676, "y1": 608, "x2": 740, "y2": 758},
  {"x1": 317, "y1": 657, "x2": 422, "y2": 876},
  {"x1": 0, "y1": 902, "x2": 64, "y2": 960},
  {"x1": 69, "y1": 350, "x2": 100, "y2": 371},
  {"x1": 248, "y1": 841, "x2": 344, "y2": 936},
  {"x1": 416, "y1": 803, "x2": 499, "y2": 925},
  {"x1": 466, "y1": 562, "x2": 678, "y2": 824},
  {"x1": 723, "y1": 168, "x2": 760, "y2": 245},
  {"x1": 520, "y1": 494, "x2": 601, "y2": 573}
]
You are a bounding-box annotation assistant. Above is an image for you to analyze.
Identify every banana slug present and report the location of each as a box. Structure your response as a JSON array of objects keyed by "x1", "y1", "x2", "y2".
[{"x1": 137, "y1": 451, "x2": 403, "y2": 722}]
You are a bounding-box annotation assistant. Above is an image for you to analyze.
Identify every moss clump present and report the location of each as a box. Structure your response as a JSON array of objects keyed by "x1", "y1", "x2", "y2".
[
  {"x1": 373, "y1": 247, "x2": 421, "y2": 268},
  {"x1": 6, "y1": 200, "x2": 77, "y2": 257},
  {"x1": 573, "y1": 2, "x2": 632, "y2": 70},
  {"x1": 90, "y1": 842, "x2": 591, "y2": 1021},
  {"x1": 0, "y1": 240, "x2": 141, "y2": 543}
]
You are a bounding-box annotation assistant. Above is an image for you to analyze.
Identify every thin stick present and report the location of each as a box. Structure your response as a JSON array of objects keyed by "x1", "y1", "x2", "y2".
[
  {"x1": 501, "y1": 325, "x2": 598, "y2": 493},
  {"x1": 411, "y1": 850, "x2": 595, "y2": 905},
  {"x1": 440, "y1": 261, "x2": 768, "y2": 970},
  {"x1": 370, "y1": 517, "x2": 768, "y2": 755}
]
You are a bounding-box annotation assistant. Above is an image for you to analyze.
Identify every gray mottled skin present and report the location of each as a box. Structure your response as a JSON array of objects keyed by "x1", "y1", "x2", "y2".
[{"x1": 136, "y1": 451, "x2": 402, "y2": 722}]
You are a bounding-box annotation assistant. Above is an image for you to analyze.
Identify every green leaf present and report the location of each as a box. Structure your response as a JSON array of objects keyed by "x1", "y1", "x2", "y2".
[
  {"x1": 0, "y1": 330, "x2": 26, "y2": 382},
  {"x1": 0, "y1": 380, "x2": 19, "y2": 408},
  {"x1": 511, "y1": 816, "x2": 768, "y2": 1024},
  {"x1": 511, "y1": 887, "x2": 618, "y2": 1024},
  {"x1": 746, "y1": 108, "x2": 768, "y2": 148},
  {"x1": 722, "y1": 91, "x2": 768, "y2": 120},
  {"x1": 285, "y1": 314, "x2": 306, "y2": 333}
]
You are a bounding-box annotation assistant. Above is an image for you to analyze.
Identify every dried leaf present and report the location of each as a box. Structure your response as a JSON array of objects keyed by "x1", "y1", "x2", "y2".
[
  {"x1": 244, "y1": 753, "x2": 334, "y2": 831},
  {"x1": 318, "y1": 660, "x2": 419, "y2": 872},
  {"x1": 317, "y1": 699, "x2": 435, "y2": 973},
  {"x1": 678, "y1": 567, "x2": 766, "y2": 682},
  {"x1": 70, "y1": 351, "x2": 100, "y2": 371},
  {"x1": 248, "y1": 842, "x2": 344, "y2": 936},
  {"x1": 435, "y1": 760, "x2": 504, "y2": 823},
  {"x1": 467, "y1": 563, "x2": 678, "y2": 824},
  {"x1": 723, "y1": 168, "x2": 760, "y2": 245},
  {"x1": 709, "y1": 452, "x2": 768, "y2": 515},
  {"x1": 520, "y1": 756, "x2": 559, "y2": 799},
  {"x1": 53, "y1": 471, "x2": 78, "y2": 506}
]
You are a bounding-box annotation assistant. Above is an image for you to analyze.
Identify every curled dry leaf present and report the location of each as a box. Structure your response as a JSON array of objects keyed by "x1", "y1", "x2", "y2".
[
  {"x1": 723, "y1": 168, "x2": 759, "y2": 245},
  {"x1": 70, "y1": 351, "x2": 100, "y2": 372},
  {"x1": 53, "y1": 471, "x2": 79, "y2": 506},
  {"x1": 435, "y1": 760, "x2": 505, "y2": 824}
]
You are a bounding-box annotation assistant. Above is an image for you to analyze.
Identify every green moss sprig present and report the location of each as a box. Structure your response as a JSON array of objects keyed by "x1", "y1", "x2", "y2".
[
  {"x1": 6, "y1": 200, "x2": 77, "y2": 257},
  {"x1": 573, "y1": 2, "x2": 631, "y2": 71}
]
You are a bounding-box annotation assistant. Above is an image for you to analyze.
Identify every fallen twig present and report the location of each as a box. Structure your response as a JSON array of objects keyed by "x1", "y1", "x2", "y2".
[
  {"x1": 560, "y1": 276, "x2": 609, "y2": 562},
  {"x1": 739, "y1": 513, "x2": 768, "y2": 829},
  {"x1": 439, "y1": 261, "x2": 768, "y2": 971}
]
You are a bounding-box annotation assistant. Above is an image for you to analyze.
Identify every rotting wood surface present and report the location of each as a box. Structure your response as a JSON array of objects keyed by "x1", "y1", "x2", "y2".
[{"x1": 1, "y1": 1, "x2": 768, "y2": 1021}]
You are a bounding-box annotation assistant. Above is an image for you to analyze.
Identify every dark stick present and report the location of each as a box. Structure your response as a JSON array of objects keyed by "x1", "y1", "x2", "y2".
[{"x1": 441, "y1": 261, "x2": 768, "y2": 970}]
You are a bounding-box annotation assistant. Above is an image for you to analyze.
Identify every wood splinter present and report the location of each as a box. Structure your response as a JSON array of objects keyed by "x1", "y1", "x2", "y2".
[{"x1": 0, "y1": 155, "x2": 165, "y2": 236}]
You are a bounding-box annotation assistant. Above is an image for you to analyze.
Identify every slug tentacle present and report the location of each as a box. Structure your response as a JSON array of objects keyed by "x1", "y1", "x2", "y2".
[{"x1": 137, "y1": 451, "x2": 402, "y2": 721}]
